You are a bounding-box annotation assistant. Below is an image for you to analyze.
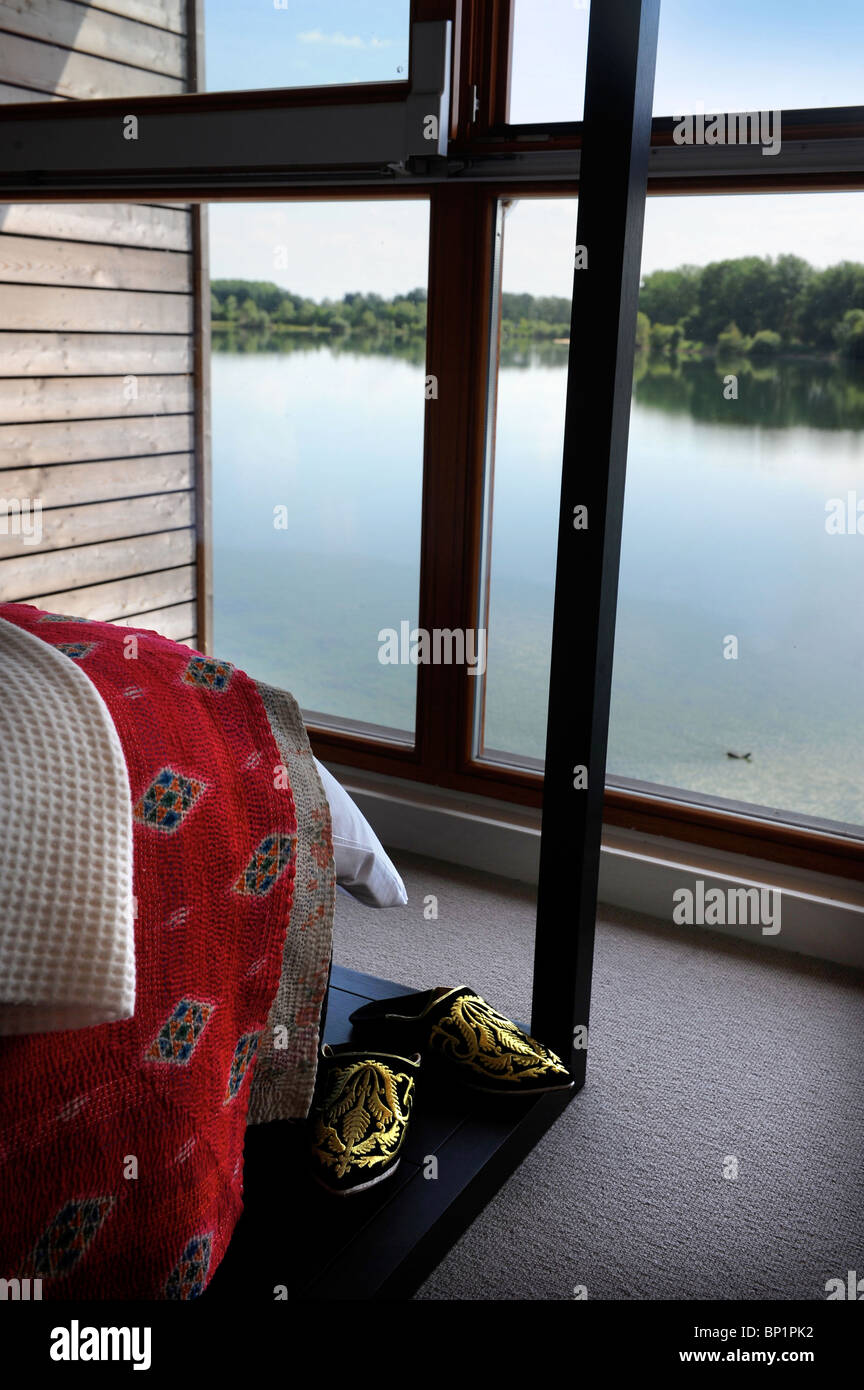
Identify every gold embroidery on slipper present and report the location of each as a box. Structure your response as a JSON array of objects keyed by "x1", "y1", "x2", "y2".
[
  {"x1": 312, "y1": 1060, "x2": 415, "y2": 1178},
  {"x1": 429, "y1": 994, "x2": 570, "y2": 1083}
]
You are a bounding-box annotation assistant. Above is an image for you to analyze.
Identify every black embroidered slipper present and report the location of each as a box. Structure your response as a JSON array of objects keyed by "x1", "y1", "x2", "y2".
[
  {"x1": 308, "y1": 1044, "x2": 420, "y2": 1195},
  {"x1": 349, "y1": 987, "x2": 574, "y2": 1096}
]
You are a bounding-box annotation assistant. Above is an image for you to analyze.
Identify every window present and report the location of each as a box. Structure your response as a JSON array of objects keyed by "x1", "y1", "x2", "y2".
[
  {"x1": 4, "y1": 0, "x2": 862, "y2": 877},
  {"x1": 203, "y1": 0, "x2": 411, "y2": 93},
  {"x1": 507, "y1": 0, "x2": 864, "y2": 127},
  {"x1": 508, "y1": 0, "x2": 589, "y2": 125},
  {"x1": 613, "y1": 190, "x2": 864, "y2": 831},
  {"x1": 477, "y1": 198, "x2": 573, "y2": 766},
  {"x1": 0, "y1": 0, "x2": 411, "y2": 106},
  {"x1": 477, "y1": 190, "x2": 864, "y2": 832},
  {"x1": 653, "y1": 0, "x2": 864, "y2": 115},
  {"x1": 209, "y1": 199, "x2": 429, "y2": 736}
]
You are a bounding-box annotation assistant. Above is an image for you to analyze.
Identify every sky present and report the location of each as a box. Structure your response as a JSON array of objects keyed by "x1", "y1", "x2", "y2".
[
  {"x1": 206, "y1": 1, "x2": 864, "y2": 299},
  {"x1": 202, "y1": 1, "x2": 864, "y2": 112},
  {"x1": 203, "y1": 0, "x2": 410, "y2": 91},
  {"x1": 511, "y1": 0, "x2": 864, "y2": 123}
]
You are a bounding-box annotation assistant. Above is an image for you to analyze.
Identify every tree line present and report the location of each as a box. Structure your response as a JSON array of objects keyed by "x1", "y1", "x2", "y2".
[
  {"x1": 211, "y1": 283, "x2": 429, "y2": 337},
  {"x1": 211, "y1": 282, "x2": 571, "y2": 341},
  {"x1": 637, "y1": 255, "x2": 864, "y2": 360},
  {"x1": 211, "y1": 255, "x2": 864, "y2": 359}
]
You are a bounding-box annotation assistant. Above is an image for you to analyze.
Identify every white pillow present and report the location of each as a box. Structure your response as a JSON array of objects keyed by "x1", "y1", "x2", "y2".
[{"x1": 313, "y1": 758, "x2": 408, "y2": 909}]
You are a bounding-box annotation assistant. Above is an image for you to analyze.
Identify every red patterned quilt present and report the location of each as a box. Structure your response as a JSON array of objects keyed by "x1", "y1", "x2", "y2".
[{"x1": 0, "y1": 603, "x2": 332, "y2": 1299}]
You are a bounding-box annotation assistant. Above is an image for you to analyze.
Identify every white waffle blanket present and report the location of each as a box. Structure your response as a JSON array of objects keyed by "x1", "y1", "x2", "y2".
[{"x1": 0, "y1": 616, "x2": 136, "y2": 1035}]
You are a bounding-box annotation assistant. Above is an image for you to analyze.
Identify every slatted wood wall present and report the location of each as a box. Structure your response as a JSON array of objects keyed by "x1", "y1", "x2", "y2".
[
  {"x1": 0, "y1": 0, "x2": 209, "y2": 649},
  {"x1": 0, "y1": 0, "x2": 187, "y2": 102}
]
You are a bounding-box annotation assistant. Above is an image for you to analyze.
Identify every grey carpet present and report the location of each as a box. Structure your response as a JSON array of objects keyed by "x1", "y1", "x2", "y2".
[{"x1": 332, "y1": 850, "x2": 864, "y2": 1300}]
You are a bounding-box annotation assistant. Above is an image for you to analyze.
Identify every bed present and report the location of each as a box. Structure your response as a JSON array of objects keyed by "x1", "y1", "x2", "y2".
[{"x1": 0, "y1": 602, "x2": 403, "y2": 1299}]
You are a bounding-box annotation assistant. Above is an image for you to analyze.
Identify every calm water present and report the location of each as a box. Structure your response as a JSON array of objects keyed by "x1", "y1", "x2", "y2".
[{"x1": 212, "y1": 343, "x2": 864, "y2": 829}]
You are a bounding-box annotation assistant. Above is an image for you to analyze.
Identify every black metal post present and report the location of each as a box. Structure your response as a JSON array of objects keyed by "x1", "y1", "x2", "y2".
[{"x1": 531, "y1": 0, "x2": 661, "y2": 1073}]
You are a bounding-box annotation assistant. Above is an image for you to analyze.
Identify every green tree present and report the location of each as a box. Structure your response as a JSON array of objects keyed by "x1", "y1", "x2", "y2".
[
  {"x1": 799, "y1": 263, "x2": 864, "y2": 348},
  {"x1": 749, "y1": 329, "x2": 782, "y2": 356},
  {"x1": 391, "y1": 298, "x2": 419, "y2": 331},
  {"x1": 650, "y1": 322, "x2": 683, "y2": 358},
  {"x1": 771, "y1": 254, "x2": 814, "y2": 341},
  {"x1": 639, "y1": 266, "x2": 700, "y2": 328},
  {"x1": 716, "y1": 321, "x2": 752, "y2": 355},
  {"x1": 691, "y1": 258, "x2": 770, "y2": 342},
  {"x1": 209, "y1": 263, "x2": 864, "y2": 355},
  {"x1": 294, "y1": 298, "x2": 317, "y2": 326},
  {"x1": 240, "y1": 296, "x2": 263, "y2": 326},
  {"x1": 834, "y1": 308, "x2": 864, "y2": 359}
]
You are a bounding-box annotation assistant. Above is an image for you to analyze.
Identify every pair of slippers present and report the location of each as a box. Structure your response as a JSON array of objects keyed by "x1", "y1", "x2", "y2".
[{"x1": 309, "y1": 986, "x2": 574, "y2": 1194}]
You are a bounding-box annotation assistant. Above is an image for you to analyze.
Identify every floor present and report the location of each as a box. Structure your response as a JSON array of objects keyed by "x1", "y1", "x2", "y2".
[{"x1": 332, "y1": 850, "x2": 864, "y2": 1301}]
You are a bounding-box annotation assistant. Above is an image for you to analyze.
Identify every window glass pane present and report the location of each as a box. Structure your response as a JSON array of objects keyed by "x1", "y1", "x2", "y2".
[
  {"x1": 0, "y1": 0, "x2": 409, "y2": 105},
  {"x1": 480, "y1": 199, "x2": 571, "y2": 765},
  {"x1": 210, "y1": 200, "x2": 429, "y2": 735},
  {"x1": 203, "y1": 0, "x2": 410, "y2": 92},
  {"x1": 480, "y1": 192, "x2": 864, "y2": 831},
  {"x1": 654, "y1": 0, "x2": 864, "y2": 115},
  {"x1": 509, "y1": 0, "x2": 590, "y2": 125},
  {"x1": 509, "y1": 1, "x2": 864, "y2": 126}
]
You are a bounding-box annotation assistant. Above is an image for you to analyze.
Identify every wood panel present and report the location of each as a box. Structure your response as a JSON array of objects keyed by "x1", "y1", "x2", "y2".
[
  {"x1": 22, "y1": 562, "x2": 196, "y2": 620},
  {"x1": 110, "y1": 599, "x2": 196, "y2": 641},
  {"x1": 0, "y1": 33, "x2": 183, "y2": 100},
  {"x1": 0, "y1": 0, "x2": 185, "y2": 78},
  {"x1": 0, "y1": 332, "x2": 193, "y2": 376},
  {"x1": 416, "y1": 186, "x2": 494, "y2": 777},
  {"x1": 0, "y1": 374, "x2": 192, "y2": 423},
  {"x1": 0, "y1": 203, "x2": 192, "y2": 251},
  {"x1": 0, "y1": 413, "x2": 193, "y2": 466},
  {"x1": 0, "y1": 284, "x2": 192, "y2": 333},
  {"x1": 0, "y1": 2, "x2": 201, "y2": 649},
  {"x1": 0, "y1": 236, "x2": 190, "y2": 291},
  {"x1": 0, "y1": 491, "x2": 194, "y2": 557},
  {"x1": 0, "y1": 81, "x2": 66, "y2": 101},
  {"x1": 88, "y1": 0, "x2": 185, "y2": 36},
  {"x1": 0, "y1": 530, "x2": 195, "y2": 601},
  {"x1": 0, "y1": 454, "x2": 193, "y2": 505}
]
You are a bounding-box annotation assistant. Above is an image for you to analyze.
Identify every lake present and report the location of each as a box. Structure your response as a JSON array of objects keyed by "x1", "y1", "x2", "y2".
[{"x1": 212, "y1": 340, "x2": 864, "y2": 830}]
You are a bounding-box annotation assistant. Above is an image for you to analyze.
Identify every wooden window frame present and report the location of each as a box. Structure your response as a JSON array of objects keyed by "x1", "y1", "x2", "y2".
[
  {"x1": 310, "y1": 4, "x2": 864, "y2": 885},
  {"x1": 3, "y1": 0, "x2": 864, "y2": 883}
]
